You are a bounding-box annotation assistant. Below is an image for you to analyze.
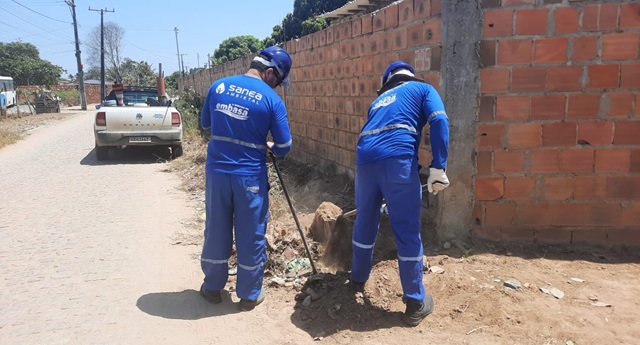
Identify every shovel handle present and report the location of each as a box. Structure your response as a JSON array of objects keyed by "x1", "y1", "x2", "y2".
[{"x1": 339, "y1": 184, "x2": 429, "y2": 220}]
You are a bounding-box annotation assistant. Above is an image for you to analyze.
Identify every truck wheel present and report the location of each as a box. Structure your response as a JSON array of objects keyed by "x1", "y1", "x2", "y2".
[
  {"x1": 171, "y1": 144, "x2": 183, "y2": 159},
  {"x1": 95, "y1": 145, "x2": 108, "y2": 161}
]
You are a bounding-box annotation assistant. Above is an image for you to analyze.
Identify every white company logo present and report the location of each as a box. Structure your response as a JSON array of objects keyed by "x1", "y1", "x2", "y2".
[
  {"x1": 372, "y1": 93, "x2": 397, "y2": 110},
  {"x1": 216, "y1": 83, "x2": 226, "y2": 94},
  {"x1": 226, "y1": 85, "x2": 263, "y2": 104},
  {"x1": 215, "y1": 103, "x2": 250, "y2": 120}
]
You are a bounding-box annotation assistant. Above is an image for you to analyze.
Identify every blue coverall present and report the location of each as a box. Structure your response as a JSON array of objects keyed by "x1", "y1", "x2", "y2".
[
  {"x1": 200, "y1": 75, "x2": 292, "y2": 301},
  {"x1": 353, "y1": 80, "x2": 449, "y2": 304}
]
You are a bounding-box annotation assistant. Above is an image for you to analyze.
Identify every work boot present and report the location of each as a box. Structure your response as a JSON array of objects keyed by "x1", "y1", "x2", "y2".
[
  {"x1": 199, "y1": 284, "x2": 222, "y2": 304},
  {"x1": 350, "y1": 279, "x2": 365, "y2": 292},
  {"x1": 238, "y1": 291, "x2": 265, "y2": 311},
  {"x1": 402, "y1": 293, "x2": 434, "y2": 327}
]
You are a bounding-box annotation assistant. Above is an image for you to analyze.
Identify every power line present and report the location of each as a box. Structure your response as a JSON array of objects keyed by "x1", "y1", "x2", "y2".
[
  {"x1": 9, "y1": 0, "x2": 71, "y2": 24},
  {"x1": 4, "y1": 6, "x2": 71, "y2": 41}
]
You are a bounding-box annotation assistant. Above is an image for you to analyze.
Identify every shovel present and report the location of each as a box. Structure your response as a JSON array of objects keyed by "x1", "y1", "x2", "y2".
[{"x1": 337, "y1": 183, "x2": 429, "y2": 220}]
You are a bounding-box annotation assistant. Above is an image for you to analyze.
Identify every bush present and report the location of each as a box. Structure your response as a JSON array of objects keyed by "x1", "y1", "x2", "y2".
[
  {"x1": 172, "y1": 87, "x2": 204, "y2": 138},
  {"x1": 52, "y1": 90, "x2": 80, "y2": 106}
]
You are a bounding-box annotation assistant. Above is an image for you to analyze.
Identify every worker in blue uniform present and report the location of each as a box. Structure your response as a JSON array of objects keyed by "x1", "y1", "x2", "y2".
[
  {"x1": 199, "y1": 46, "x2": 293, "y2": 311},
  {"x1": 351, "y1": 61, "x2": 450, "y2": 326}
]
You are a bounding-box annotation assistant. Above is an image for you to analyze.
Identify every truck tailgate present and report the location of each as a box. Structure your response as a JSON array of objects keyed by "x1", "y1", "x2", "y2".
[{"x1": 104, "y1": 107, "x2": 174, "y2": 132}]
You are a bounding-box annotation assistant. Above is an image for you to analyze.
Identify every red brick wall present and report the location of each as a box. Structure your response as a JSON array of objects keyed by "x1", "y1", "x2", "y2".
[
  {"x1": 179, "y1": 0, "x2": 640, "y2": 247},
  {"x1": 17, "y1": 84, "x2": 112, "y2": 105},
  {"x1": 474, "y1": 0, "x2": 640, "y2": 246}
]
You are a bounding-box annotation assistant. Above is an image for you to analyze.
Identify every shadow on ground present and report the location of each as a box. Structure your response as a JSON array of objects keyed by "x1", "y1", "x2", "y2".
[
  {"x1": 136, "y1": 289, "x2": 241, "y2": 320},
  {"x1": 289, "y1": 272, "x2": 407, "y2": 339},
  {"x1": 80, "y1": 146, "x2": 174, "y2": 166}
]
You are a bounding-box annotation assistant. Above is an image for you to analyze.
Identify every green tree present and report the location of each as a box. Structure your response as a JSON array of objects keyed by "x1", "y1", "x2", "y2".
[
  {"x1": 0, "y1": 42, "x2": 65, "y2": 86},
  {"x1": 120, "y1": 59, "x2": 156, "y2": 86},
  {"x1": 267, "y1": 0, "x2": 348, "y2": 43},
  {"x1": 164, "y1": 70, "x2": 181, "y2": 91},
  {"x1": 211, "y1": 35, "x2": 263, "y2": 66},
  {"x1": 301, "y1": 17, "x2": 328, "y2": 36}
]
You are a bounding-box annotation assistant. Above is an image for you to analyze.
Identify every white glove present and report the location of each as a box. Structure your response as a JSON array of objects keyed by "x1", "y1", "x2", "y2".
[{"x1": 427, "y1": 168, "x2": 449, "y2": 195}]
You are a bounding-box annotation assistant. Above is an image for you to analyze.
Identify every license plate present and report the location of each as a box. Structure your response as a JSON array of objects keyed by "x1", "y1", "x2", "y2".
[{"x1": 129, "y1": 137, "x2": 151, "y2": 143}]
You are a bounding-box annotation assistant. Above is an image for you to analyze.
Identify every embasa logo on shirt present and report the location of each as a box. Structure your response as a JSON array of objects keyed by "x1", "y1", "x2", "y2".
[
  {"x1": 372, "y1": 93, "x2": 397, "y2": 110},
  {"x1": 215, "y1": 103, "x2": 249, "y2": 120}
]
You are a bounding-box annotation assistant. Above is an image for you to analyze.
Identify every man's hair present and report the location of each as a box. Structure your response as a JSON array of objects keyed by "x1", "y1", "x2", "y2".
[{"x1": 250, "y1": 58, "x2": 270, "y2": 73}]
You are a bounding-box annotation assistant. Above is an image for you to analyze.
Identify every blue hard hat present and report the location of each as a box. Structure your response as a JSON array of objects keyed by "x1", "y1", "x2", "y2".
[
  {"x1": 382, "y1": 61, "x2": 415, "y2": 85},
  {"x1": 257, "y1": 46, "x2": 292, "y2": 86}
]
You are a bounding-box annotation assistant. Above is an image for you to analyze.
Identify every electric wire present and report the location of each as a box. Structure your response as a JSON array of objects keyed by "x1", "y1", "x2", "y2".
[{"x1": 9, "y1": 0, "x2": 71, "y2": 24}]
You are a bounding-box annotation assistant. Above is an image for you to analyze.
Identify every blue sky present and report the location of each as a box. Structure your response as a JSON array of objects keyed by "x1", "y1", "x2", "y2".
[{"x1": 1, "y1": 0, "x2": 295, "y2": 77}]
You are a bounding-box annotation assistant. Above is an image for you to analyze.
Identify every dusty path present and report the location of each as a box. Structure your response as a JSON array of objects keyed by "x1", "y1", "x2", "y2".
[{"x1": 0, "y1": 110, "x2": 312, "y2": 345}]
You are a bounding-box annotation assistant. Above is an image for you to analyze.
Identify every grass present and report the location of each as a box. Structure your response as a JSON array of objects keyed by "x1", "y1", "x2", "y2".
[{"x1": 0, "y1": 127, "x2": 21, "y2": 149}]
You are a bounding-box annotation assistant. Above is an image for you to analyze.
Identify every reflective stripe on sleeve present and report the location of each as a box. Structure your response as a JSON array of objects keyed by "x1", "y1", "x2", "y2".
[
  {"x1": 359, "y1": 124, "x2": 417, "y2": 138},
  {"x1": 427, "y1": 110, "x2": 448, "y2": 122},
  {"x1": 274, "y1": 139, "x2": 292, "y2": 148},
  {"x1": 211, "y1": 135, "x2": 267, "y2": 150}
]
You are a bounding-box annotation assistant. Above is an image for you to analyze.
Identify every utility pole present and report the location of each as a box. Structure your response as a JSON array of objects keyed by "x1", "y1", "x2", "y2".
[
  {"x1": 180, "y1": 54, "x2": 187, "y2": 75},
  {"x1": 174, "y1": 27, "x2": 182, "y2": 77},
  {"x1": 207, "y1": 54, "x2": 211, "y2": 69},
  {"x1": 197, "y1": 53, "x2": 200, "y2": 69},
  {"x1": 89, "y1": 7, "x2": 115, "y2": 101},
  {"x1": 66, "y1": 0, "x2": 86, "y2": 110}
]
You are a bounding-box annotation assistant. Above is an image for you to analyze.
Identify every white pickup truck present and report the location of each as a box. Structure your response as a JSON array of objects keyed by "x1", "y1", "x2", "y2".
[{"x1": 93, "y1": 87, "x2": 183, "y2": 161}]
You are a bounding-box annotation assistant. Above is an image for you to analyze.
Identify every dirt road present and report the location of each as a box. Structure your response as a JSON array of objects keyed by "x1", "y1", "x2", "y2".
[
  {"x1": 0, "y1": 110, "x2": 312, "y2": 344},
  {"x1": 2, "y1": 109, "x2": 640, "y2": 345}
]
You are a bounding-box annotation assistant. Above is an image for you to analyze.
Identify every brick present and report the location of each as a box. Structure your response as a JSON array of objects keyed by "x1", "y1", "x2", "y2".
[
  {"x1": 498, "y1": 39, "x2": 532, "y2": 65},
  {"x1": 480, "y1": 40, "x2": 497, "y2": 67},
  {"x1": 604, "y1": 93, "x2": 635, "y2": 118},
  {"x1": 578, "y1": 121, "x2": 613, "y2": 146},
  {"x1": 620, "y1": 3, "x2": 640, "y2": 30},
  {"x1": 632, "y1": 150, "x2": 640, "y2": 173},
  {"x1": 531, "y1": 94, "x2": 566, "y2": 120},
  {"x1": 507, "y1": 123, "x2": 541, "y2": 148},
  {"x1": 535, "y1": 228, "x2": 572, "y2": 245},
  {"x1": 481, "y1": 68, "x2": 510, "y2": 93},
  {"x1": 431, "y1": 0, "x2": 441, "y2": 15},
  {"x1": 620, "y1": 63, "x2": 640, "y2": 89},
  {"x1": 551, "y1": 204, "x2": 589, "y2": 226},
  {"x1": 511, "y1": 67, "x2": 546, "y2": 92},
  {"x1": 505, "y1": 176, "x2": 535, "y2": 200},
  {"x1": 414, "y1": 0, "x2": 431, "y2": 19},
  {"x1": 568, "y1": 94, "x2": 601, "y2": 119},
  {"x1": 573, "y1": 229, "x2": 608, "y2": 246},
  {"x1": 607, "y1": 177, "x2": 640, "y2": 200},
  {"x1": 587, "y1": 64, "x2": 620, "y2": 90},
  {"x1": 595, "y1": 149, "x2": 631, "y2": 173},
  {"x1": 571, "y1": 36, "x2": 598, "y2": 62},
  {"x1": 477, "y1": 151, "x2": 492, "y2": 176},
  {"x1": 407, "y1": 21, "x2": 424, "y2": 48},
  {"x1": 424, "y1": 18, "x2": 442, "y2": 43},
  {"x1": 534, "y1": 37, "x2": 568, "y2": 64},
  {"x1": 484, "y1": 9, "x2": 514, "y2": 37},
  {"x1": 362, "y1": 15, "x2": 373, "y2": 34},
  {"x1": 516, "y1": 8, "x2": 549, "y2": 35},
  {"x1": 607, "y1": 229, "x2": 640, "y2": 247},
  {"x1": 542, "y1": 122, "x2": 576, "y2": 147},
  {"x1": 397, "y1": 3, "x2": 412, "y2": 26},
  {"x1": 541, "y1": 176, "x2": 574, "y2": 201},
  {"x1": 472, "y1": 227, "x2": 502, "y2": 242},
  {"x1": 574, "y1": 176, "x2": 607, "y2": 200},
  {"x1": 546, "y1": 66, "x2": 582, "y2": 92},
  {"x1": 385, "y1": 4, "x2": 399, "y2": 29},
  {"x1": 503, "y1": 228, "x2": 536, "y2": 241},
  {"x1": 478, "y1": 123, "x2": 506, "y2": 149},
  {"x1": 614, "y1": 121, "x2": 640, "y2": 146},
  {"x1": 602, "y1": 33, "x2": 640, "y2": 61},
  {"x1": 369, "y1": 34, "x2": 380, "y2": 55},
  {"x1": 582, "y1": 4, "x2": 599, "y2": 32},
  {"x1": 373, "y1": 12, "x2": 385, "y2": 32},
  {"x1": 530, "y1": 150, "x2": 560, "y2": 173},
  {"x1": 475, "y1": 177, "x2": 505, "y2": 200},
  {"x1": 621, "y1": 203, "x2": 640, "y2": 226},
  {"x1": 559, "y1": 149, "x2": 595, "y2": 173},
  {"x1": 479, "y1": 96, "x2": 496, "y2": 122},
  {"x1": 496, "y1": 96, "x2": 530, "y2": 121},
  {"x1": 554, "y1": 7, "x2": 580, "y2": 34},
  {"x1": 481, "y1": 0, "x2": 501, "y2": 8},
  {"x1": 599, "y1": 3, "x2": 619, "y2": 31},
  {"x1": 495, "y1": 150, "x2": 526, "y2": 174},
  {"x1": 485, "y1": 202, "x2": 516, "y2": 225},
  {"x1": 515, "y1": 203, "x2": 553, "y2": 226}
]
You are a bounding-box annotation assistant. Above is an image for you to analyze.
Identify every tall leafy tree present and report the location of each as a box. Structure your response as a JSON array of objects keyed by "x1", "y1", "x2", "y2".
[
  {"x1": 211, "y1": 36, "x2": 263, "y2": 66},
  {"x1": 86, "y1": 22, "x2": 125, "y2": 82},
  {"x1": 0, "y1": 42, "x2": 64, "y2": 85},
  {"x1": 267, "y1": 0, "x2": 349, "y2": 43},
  {"x1": 120, "y1": 59, "x2": 156, "y2": 86}
]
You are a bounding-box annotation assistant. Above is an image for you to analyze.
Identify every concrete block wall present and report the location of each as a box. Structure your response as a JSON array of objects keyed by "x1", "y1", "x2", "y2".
[{"x1": 473, "y1": 0, "x2": 640, "y2": 246}]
